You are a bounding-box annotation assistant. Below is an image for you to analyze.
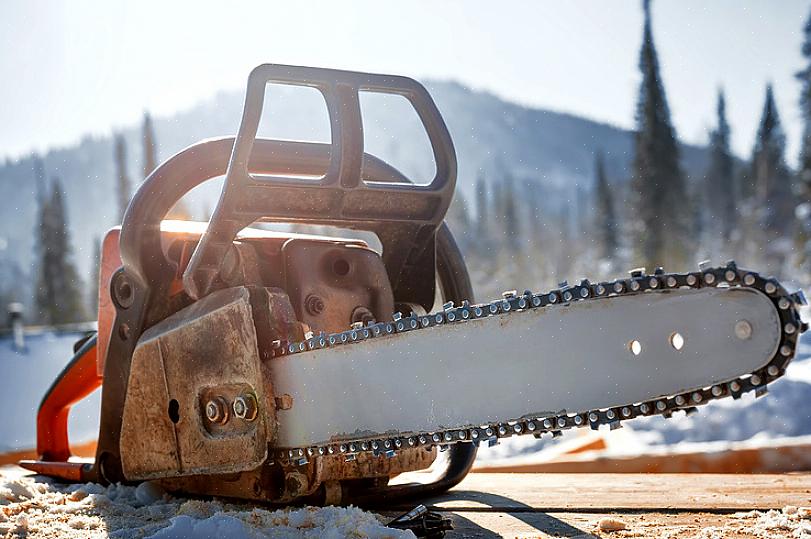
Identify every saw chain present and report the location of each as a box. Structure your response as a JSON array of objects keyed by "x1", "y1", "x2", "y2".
[{"x1": 270, "y1": 262, "x2": 806, "y2": 466}]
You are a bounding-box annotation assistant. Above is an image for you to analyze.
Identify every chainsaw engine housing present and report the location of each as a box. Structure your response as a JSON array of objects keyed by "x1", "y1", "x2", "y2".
[
  {"x1": 23, "y1": 64, "x2": 476, "y2": 506},
  {"x1": 100, "y1": 222, "x2": 435, "y2": 503}
]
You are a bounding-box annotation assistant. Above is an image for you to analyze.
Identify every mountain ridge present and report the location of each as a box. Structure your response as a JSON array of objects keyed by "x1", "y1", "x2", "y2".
[{"x1": 0, "y1": 79, "x2": 715, "y2": 312}]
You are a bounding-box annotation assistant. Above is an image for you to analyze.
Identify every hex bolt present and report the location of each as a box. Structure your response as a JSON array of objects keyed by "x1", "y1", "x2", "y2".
[
  {"x1": 205, "y1": 397, "x2": 229, "y2": 424},
  {"x1": 233, "y1": 394, "x2": 258, "y2": 421},
  {"x1": 305, "y1": 295, "x2": 325, "y2": 316}
]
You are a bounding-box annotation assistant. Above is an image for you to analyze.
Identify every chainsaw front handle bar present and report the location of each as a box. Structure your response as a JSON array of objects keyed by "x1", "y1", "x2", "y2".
[{"x1": 182, "y1": 64, "x2": 457, "y2": 300}]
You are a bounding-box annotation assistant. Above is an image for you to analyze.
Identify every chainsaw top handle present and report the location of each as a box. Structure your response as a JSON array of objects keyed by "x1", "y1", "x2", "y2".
[{"x1": 171, "y1": 64, "x2": 457, "y2": 302}]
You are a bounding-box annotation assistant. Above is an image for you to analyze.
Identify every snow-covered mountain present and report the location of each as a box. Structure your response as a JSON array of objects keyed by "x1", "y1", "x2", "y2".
[{"x1": 0, "y1": 81, "x2": 715, "y2": 313}]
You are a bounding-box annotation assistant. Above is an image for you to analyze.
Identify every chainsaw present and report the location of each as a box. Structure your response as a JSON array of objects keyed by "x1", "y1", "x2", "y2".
[{"x1": 21, "y1": 64, "x2": 807, "y2": 507}]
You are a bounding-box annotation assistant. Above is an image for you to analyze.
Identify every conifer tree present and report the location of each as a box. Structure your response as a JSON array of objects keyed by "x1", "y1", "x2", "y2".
[
  {"x1": 142, "y1": 112, "x2": 157, "y2": 178},
  {"x1": 32, "y1": 154, "x2": 46, "y2": 204},
  {"x1": 593, "y1": 151, "x2": 618, "y2": 260},
  {"x1": 630, "y1": 0, "x2": 690, "y2": 270},
  {"x1": 475, "y1": 172, "x2": 488, "y2": 240},
  {"x1": 36, "y1": 178, "x2": 86, "y2": 325},
  {"x1": 89, "y1": 236, "x2": 101, "y2": 316},
  {"x1": 502, "y1": 172, "x2": 520, "y2": 248},
  {"x1": 448, "y1": 192, "x2": 472, "y2": 252},
  {"x1": 705, "y1": 91, "x2": 736, "y2": 240},
  {"x1": 795, "y1": 7, "x2": 811, "y2": 269},
  {"x1": 143, "y1": 112, "x2": 190, "y2": 220},
  {"x1": 798, "y1": 7, "x2": 811, "y2": 191},
  {"x1": 751, "y1": 85, "x2": 793, "y2": 235},
  {"x1": 114, "y1": 134, "x2": 131, "y2": 221}
]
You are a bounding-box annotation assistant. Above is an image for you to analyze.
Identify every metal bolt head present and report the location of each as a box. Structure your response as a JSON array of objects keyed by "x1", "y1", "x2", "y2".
[
  {"x1": 666, "y1": 276, "x2": 677, "y2": 288},
  {"x1": 734, "y1": 320, "x2": 753, "y2": 340},
  {"x1": 305, "y1": 294, "x2": 325, "y2": 316},
  {"x1": 765, "y1": 282, "x2": 777, "y2": 295},
  {"x1": 744, "y1": 274, "x2": 755, "y2": 286},
  {"x1": 233, "y1": 394, "x2": 258, "y2": 421},
  {"x1": 205, "y1": 397, "x2": 229, "y2": 424}
]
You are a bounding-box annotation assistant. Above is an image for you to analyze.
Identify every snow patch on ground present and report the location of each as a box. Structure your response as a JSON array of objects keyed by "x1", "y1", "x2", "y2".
[
  {"x1": 0, "y1": 468, "x2": 413, "y2": 539},
  {"x1": 656, "y1": 506, "x2": 811, "y2": 538}
]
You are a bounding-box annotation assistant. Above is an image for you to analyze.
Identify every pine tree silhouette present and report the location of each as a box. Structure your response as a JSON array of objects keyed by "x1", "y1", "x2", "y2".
[
  {"x1": 502, "y1": 172, "x2": 520, "y2": 249},
  {"x1": 795, "y1": 7, "x2": 811, "y2": 270},
  {"x1": 630, "y1": 0, "x2": 690, "y2": 270},
  {"x1": 593, "y1": 151, "x2": 618, "y2": 261},
  {"x1": 475, "y1": 172, "x2": 488, "y2": 242},
  {"x1": 142, "y1": 112, "x2": 157, "y2": 179},
  {"x1": 143, "y1": 112, "x2": 191, "y2": 220},
  {"x1": 751, "y1": 85, "x2": 793, "y2": 235},
  {"x1": 114, "y1": 134, "x2": 131, "y2": 221},
  {"x1": 705, "y1": 90, "x2": 736, "y2": 240},
  {"x1": 36, "y1": 178, "x2": 87, "y2": 325},
  {"x1": 798, "y1": 7, "x2": 811, "y2": 190}
]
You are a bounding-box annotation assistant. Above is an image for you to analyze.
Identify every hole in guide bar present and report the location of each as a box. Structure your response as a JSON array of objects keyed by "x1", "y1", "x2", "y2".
[
  {"x1": 629, "y1": 340, "x2": 642, "y2": 356},
  {"x1": 669, "y1": 332, "x2": 685, "y2": 351}
]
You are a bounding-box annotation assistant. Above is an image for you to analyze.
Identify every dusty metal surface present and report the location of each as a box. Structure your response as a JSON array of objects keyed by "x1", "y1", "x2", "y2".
[
  {"x1": 270, "y1": 287, "x2": 780, "y2": 447},
  {"x1": 120, "y1": 287, "x2": 270, "y2": 480},
  {"x1": 281, "y1": 239, "x2": 394, "y2": 334}
]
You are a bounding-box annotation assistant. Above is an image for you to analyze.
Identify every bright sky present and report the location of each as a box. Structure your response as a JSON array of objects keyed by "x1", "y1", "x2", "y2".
[{"x1": 1, "y1": 0, "x2": 809, "y2": 163}]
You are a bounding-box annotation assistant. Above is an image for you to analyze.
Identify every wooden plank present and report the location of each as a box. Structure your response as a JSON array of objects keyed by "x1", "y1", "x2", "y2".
[
  {"x1": 431, "y1": 511, "x2": 776, "y2": 538},
  {"x1": 474, "y1": 440, "x2": 811, "y2": 474},
  {"x1": 414, "y1": 473, "x2": 811, "y2": 511}
]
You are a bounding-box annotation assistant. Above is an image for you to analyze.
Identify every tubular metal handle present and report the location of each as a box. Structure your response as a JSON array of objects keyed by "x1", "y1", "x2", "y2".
[{"x1": 182, "y1": 64, "x2": 457, "y2": 300}]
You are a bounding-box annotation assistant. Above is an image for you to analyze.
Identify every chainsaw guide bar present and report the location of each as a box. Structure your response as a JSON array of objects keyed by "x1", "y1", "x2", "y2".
[{"x1": 269, "y1": 263, "x2": 805, "y2": 466}]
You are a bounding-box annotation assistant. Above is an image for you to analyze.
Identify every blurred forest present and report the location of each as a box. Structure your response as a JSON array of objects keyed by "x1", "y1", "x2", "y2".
[{"x1": 3, "y1": 0, "x2": 811, "y2": 326}]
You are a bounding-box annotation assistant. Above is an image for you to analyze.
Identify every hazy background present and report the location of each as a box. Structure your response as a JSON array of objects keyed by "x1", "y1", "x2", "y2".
[
  {"x1": 1, "y1": 0, "x2": 811, "y2": 468},
  {"x1": 2, "y1": 0, "x2": 808, "y2": 162}
]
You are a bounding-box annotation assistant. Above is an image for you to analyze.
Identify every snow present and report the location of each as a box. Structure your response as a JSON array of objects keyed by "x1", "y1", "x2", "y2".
[
  {"x1": 0, "y1": 329, "x2": 100, "y2": 452},
  {"x1": 0, "y1": 469, "x2": 413, "y2": 539},
  {"x1": 674, "y1": 506, "x2": 811, "y2": 538}
]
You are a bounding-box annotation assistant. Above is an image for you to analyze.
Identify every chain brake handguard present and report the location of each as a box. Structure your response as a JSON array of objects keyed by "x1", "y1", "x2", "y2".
[{"x1": 183, "y1": 64, "x2": 457, "y2": 311}]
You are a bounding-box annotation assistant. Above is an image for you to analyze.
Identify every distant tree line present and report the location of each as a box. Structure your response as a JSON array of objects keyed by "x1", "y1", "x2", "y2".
[
  {"x1": 445, "y1": 0, "x2": 811, "y2": 300},
  {"x1": 30, "y1": 112, "x2": 162, "y2": 325}
]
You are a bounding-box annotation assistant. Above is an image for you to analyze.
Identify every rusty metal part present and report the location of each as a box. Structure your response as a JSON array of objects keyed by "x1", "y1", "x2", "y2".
[
  {"x1": 352, "y1": 306, "x2": 376, "y2": 325},
  {"x1": 233, "y1": 394, "x2": 258, "y2": 422},
  {"x1": 55, "y1": 64, "x2": 474, "y2": 503},
  {"x1": 205, "y1": 397, "x2": 229, "y2": 425},
  {"x1": 282, "y1": 239, "x2": 394, "y2": 334},
  {"x1": 156, "y1": 447, "x2": 437, "y2": 504},
  {"x1": 120, "y1": 287, "x2": 272, "y2": 480}
]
